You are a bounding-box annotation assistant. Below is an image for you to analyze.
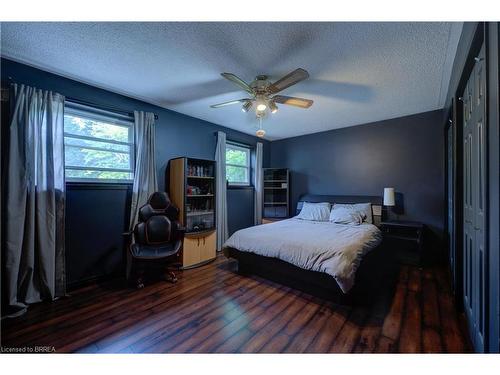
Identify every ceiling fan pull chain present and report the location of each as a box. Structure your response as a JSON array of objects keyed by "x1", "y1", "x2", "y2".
[{"x1": 256, "y1": 115, "x2": 266, "y2": 138}]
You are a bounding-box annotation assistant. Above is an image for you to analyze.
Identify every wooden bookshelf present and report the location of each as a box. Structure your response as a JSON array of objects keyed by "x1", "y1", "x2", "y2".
[{"x1": 168, "y1": 157, "x2": 216, "y2": 268}]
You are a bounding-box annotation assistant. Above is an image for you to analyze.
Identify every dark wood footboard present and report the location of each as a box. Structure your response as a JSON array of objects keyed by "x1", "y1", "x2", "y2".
[{"x1": 224, "y1": 244, "x2": 396, "y2": 305}]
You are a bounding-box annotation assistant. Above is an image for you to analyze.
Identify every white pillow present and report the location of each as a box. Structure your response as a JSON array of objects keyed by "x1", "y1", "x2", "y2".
[
  {"x1": 329, "y1": 207, "x2": 364, "y2": 225},
  {"x1": 296, "y1": 202, "x2": 331, "y2": 221},
  {"x1": 333, "y1": 203, "x2": 373, "y2": 224}
]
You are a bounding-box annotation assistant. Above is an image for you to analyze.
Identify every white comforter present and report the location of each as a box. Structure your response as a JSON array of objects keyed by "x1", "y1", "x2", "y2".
[{"x1": 223, "y1": 218, "x2": 382, "y2": 293}]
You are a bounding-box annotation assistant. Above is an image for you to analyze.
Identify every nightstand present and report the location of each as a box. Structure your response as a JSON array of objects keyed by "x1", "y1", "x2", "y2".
[
  {"x1": 262, "y1": 217, "x2": 287, "y2": 224},
  {"x1": 380, "y1": 221, "x2": 425, "y2": 266}
]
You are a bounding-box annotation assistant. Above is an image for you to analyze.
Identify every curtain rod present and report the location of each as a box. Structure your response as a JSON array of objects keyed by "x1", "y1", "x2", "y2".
[
  {"x1": 213, "y1": 132, "x2": 254, "y2": 149},
  {"x1": 66, "y1": 97, "x2": 158, "y2": 121},
  {"x1": 3, "y1": 77, "x2": 159, "y2": 120}
]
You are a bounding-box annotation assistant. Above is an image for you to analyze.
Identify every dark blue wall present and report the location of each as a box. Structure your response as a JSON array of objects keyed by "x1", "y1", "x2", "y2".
[
  {"x1": 270, "y1": 109, "x2": 445, "y2": 245},
  {"x1": 65, "y1": 185, "x2": 131, "y2": 284},
  {"x1": 1, "y1": 58, "x2": 269, "y2": 285},
  {"x1": 227, "y1": 188, "x2": 255, "y2": 235}
]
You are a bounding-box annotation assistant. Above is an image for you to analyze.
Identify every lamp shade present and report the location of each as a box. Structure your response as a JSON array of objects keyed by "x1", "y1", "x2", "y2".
[{"x1": 383, "y1": 188, "x2": 395, "y2": 206}]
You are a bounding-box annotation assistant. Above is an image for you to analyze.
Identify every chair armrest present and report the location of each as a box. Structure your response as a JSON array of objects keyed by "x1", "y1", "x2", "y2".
[
  {"x1": 122, "y1": 231, "x2": 134, "y2": 248},
  {"x1": 174, "y1": 223, "x2": 186, "y2": 241}
]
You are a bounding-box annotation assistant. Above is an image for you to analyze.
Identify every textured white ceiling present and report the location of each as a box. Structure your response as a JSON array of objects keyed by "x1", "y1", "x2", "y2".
[{"x1": 0, "y1": 22, "x2": 462, "y2": 140}]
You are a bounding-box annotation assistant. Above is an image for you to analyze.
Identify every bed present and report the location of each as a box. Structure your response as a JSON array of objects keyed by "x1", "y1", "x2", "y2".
[{"x1": 223, "y1": 194, "x2": 394, "y2": 304}]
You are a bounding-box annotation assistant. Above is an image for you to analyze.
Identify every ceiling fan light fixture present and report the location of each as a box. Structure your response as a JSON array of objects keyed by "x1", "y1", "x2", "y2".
[
  {"x1": 210, "y1": 69, "x2": 313, "y2": 138},
  {"x1": 255, "y1": 95, "x2": 267, "y2": 112},
  {"x1": 241, "y1": 101, "x2": 252, "y2": 113},
  {"x1": 256, "y1": 103, "x2": 267, "y2": 112}
]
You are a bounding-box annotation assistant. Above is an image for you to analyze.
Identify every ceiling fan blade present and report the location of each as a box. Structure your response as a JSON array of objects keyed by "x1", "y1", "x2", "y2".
[
  {"x1": 210, "y1": 99, "x2": 251, "y2": 108},
  {"x1": 221, "y1": 73, "x2": 253, "y2": 94},
  {"x1": 268, "y1": 68, "x2": 310, "y2": 94},
  {"x1": 272, "y1": 95, "x2": 313, "y2": 109}
]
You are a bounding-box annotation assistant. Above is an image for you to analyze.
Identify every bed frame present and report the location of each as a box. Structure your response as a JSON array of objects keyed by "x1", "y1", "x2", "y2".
[{"x1": 224, "y1": 194, "x2": 396, "y2": 305}]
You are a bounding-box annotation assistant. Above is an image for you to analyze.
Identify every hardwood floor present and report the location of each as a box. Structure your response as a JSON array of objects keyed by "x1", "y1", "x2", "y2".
[{"x1": 0, "y1": 255, "x2": 470, "y2": 353}]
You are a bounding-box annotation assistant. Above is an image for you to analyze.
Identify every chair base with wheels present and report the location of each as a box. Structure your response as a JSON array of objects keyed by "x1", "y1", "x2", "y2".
[{"x1": 126, "y1": 246, "x2": 182, "y2": 288}]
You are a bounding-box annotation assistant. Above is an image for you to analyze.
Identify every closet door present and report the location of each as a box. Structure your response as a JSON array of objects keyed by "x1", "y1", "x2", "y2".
[
  {"x1": 463, "y1": 44, "x2": 487, "y2": 353},
  {"x1": 473, "y1": 44, "x2": 486, "y2": 351},
  {"x1": 447, "y1": 124, "x2": 454, "y2": 281},
  {"x1": 463, "y1": 76, "x2": 474, "y2": 341}
]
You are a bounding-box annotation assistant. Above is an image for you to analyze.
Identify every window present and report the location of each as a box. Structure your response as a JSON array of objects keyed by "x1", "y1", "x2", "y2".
[
  {"x1": 226, "y1": 142, "x2": 251, "y2": 186},
  {"x1": 64, "y1": 103, "x2": 134, "y2": 182}
]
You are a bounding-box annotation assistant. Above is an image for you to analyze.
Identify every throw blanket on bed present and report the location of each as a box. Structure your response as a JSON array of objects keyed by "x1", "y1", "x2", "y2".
[{"x1": 223, "y1": 218, "x2": 382, "y2": 293}]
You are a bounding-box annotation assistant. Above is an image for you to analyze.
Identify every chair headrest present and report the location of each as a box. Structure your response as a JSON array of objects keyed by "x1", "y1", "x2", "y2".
[
  {"x1": 148, "y1": 192, "x2": 170, "y2": 210},
  {"x1": 138, "y1": 192, "x2": 179, "y2": 223}
]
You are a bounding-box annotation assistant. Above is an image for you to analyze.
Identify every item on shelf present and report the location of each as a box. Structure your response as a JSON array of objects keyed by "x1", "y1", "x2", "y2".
[
  {"x1": 192, "y1": 221, "x2": 206, "y2": 231},
  {"x1": 187, "y1": 185, "x2": 204, "y2": 195},
  {"x1": 186, "y1": 163, "x2": 215, "y2": 178}
]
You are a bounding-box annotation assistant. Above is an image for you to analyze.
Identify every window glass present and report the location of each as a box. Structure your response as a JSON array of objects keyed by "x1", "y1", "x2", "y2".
[
  {"x1": 64, "y1": 107, "x2": 134, "y2": 182},
  {"x1": 225, "y1": 143, "x2": 251, "y2": 185}
]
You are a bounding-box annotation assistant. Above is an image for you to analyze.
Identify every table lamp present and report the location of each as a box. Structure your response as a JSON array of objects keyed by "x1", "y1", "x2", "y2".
[{"x1": 383, "y1": 187, "x2": 395, "y2": 221}]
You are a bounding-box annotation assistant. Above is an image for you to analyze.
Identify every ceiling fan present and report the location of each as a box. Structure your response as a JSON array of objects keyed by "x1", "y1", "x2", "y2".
[{"x1": 210, "y1": 68, "x2": 313, "y2": 137}]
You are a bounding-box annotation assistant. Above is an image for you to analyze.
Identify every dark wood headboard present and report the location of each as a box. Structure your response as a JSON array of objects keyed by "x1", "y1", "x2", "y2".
[{"x1": 296, "y1": 194, "x2": 383, "y2": 225}]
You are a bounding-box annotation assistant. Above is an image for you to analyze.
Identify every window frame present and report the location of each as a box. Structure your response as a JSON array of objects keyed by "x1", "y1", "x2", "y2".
[
  {"x1": 63, "y1": 103, "x2": 135, "y2": 184},
  {"x1": 225, "y1": 142, "x2": 251, "y2": 187}
]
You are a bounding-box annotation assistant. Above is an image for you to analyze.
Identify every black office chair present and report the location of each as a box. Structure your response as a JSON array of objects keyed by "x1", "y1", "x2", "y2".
[{"x1": 125, "y1": 192, "x2": 185, "y2": 288}]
